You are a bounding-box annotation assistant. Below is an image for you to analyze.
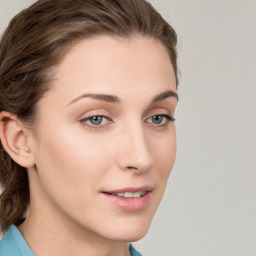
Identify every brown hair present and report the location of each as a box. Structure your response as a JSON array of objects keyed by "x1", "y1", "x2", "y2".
[{"x1": 0, "y1": 0, "x2": 178, "y2": 233}]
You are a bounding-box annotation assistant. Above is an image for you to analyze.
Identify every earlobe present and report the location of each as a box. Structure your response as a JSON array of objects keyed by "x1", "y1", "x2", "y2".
[{"x1": 0, "y1": 111, "x2": 35, "y2": 168}]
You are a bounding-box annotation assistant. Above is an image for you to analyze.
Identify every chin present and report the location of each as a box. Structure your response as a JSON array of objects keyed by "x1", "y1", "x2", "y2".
[
  {"x1": 111, "y1": 229, "x2": 149, "y2": 243},
  {"x1": 125, "y1": 229, "x2": 149, "y2": 242},
  {"x1": 105, "y1": 217, "x2": 153, "y2": 242}
]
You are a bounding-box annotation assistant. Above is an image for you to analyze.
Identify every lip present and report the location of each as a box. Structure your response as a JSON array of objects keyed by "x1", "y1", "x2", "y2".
[
  {"x1": 103, "y1": 186, "x2": 153, "y2": 194},
  {"x1": 101, "y1": 186, "x2": 153, "y2": 212}
]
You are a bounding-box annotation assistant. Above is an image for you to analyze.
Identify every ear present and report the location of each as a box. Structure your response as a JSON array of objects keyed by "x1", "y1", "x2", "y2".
[{"x1": 0, "y1": 111, "x2": 35, "y2": 168}]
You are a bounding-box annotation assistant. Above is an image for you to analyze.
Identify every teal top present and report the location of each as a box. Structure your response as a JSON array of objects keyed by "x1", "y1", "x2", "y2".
[{"x1": 0, "y1": 225, "x2": 142, "y2": 256}]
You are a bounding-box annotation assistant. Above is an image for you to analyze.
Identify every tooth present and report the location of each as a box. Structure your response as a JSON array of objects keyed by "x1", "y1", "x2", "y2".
[
  {"x1": 124, "y1": 192, "x2": 133, "y2": 198},
  {"x1": 111, "y1": 191, "x2": 146, "y2": 198},
  {"x1": 133, "y1": 192, "x2": 142, "y2": 198}
]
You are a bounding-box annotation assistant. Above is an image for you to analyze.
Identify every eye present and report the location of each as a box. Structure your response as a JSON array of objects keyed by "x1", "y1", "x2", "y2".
[
  {"x1": 80, "y1": 115, "x2": 109, "y2": 126},
  {"x1": 146, "y1": 114, "x2": 175, "y2": 125}
]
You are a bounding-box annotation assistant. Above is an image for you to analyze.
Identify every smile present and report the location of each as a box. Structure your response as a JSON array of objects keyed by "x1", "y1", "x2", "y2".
[
  {"x1": 108, "y1": 191, "x2": 146, "y2": 198},
  {"x1": 102, "y1": 186, "x2": 153, "y2": 211}
]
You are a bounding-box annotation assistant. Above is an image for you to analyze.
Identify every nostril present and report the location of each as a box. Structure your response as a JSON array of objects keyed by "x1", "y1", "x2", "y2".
[{"x1": 127, "y1": 166, "x2": 136, "y2": 169}]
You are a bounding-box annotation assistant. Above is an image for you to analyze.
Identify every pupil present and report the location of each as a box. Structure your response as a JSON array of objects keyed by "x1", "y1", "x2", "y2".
[
  {"x1": 91, "y1": 116, "x2": 102, "y2": 125},
  {"x1": 152, "y1": 115, "x2": 162, "y2": 124}
]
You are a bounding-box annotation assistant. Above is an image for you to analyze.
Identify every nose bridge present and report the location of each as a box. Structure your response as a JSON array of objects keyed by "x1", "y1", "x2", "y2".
[{"x1": 117, "y1": 118, "x2": 153, "y2": 173}]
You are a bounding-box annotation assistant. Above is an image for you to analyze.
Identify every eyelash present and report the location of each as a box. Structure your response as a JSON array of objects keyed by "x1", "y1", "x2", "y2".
[
  {"x1": 79, "y1": 114, "x2": 175, "y2": 130},
  {"x1": 149, "y1": 114, "x2": 175, "y2": 123}
]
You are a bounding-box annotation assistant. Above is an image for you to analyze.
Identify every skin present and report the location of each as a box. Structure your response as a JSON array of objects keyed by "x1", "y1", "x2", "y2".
[{"x1": 2, "y1": 35, "x2": 178, "y2": 256}]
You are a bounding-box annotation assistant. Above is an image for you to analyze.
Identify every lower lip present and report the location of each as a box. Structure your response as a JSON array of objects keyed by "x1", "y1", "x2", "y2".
[{"x1": 102, "y1": 191, "x2": 152, "y2": 212}]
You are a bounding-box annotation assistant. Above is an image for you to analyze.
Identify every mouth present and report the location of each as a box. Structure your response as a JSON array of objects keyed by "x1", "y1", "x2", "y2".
[
  {"x1": 105, "y1": 191, "x2": 147, "y2": 198},
  {"x1": 101, "y1": 186, "x2": 153, "y2": 211}
]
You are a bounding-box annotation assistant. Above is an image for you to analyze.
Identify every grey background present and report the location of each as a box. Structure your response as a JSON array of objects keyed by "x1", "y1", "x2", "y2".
[{"x1": 0, "y1": 1, "x2": 255, "y2": 256}]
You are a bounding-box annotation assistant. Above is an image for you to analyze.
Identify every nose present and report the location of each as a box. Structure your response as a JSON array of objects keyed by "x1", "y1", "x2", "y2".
[{"x1": 116, "y1": 123, "x2": 154, "y2": 174}]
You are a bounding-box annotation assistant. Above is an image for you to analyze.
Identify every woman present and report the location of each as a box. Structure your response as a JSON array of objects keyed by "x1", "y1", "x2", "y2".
[{"x1": 0, "y1": 0, "x2": 178, "y2": 255}]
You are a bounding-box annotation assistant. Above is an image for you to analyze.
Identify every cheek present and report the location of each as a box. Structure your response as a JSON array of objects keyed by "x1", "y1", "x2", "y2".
[
  {"x1": 153, "y1": 131, "x2": 176, "y2": 181},
  {"x1": 154, "y1": 134, "x2": 176, "y2": 201},
  {"x1": 143, "y1": 132, "x2": 176, "y2": 217},
  {"x1": 33, "y1": 124, "x2": 111, "y2": 202}
]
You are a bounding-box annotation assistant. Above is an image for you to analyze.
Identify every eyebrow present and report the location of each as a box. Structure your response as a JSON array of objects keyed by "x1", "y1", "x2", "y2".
[
  {"x1": 68, "y1": 93, "x2": 119, "y2": 105},
  {"x1": 67, "y1": 90, "x2": 178, "y2": 106},
  {"x1": 152, "y1": 90, "x2": 178, "y2": 103}
]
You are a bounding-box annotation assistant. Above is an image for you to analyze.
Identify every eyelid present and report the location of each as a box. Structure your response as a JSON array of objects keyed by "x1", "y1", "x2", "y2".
[
  {"x1": 81, "y1": 114, "x2": 109, "y2": 122},
  {"x1": 79, "y1": 115, "x2": 113, "y2": 131},
  {"x1": 76, "y1": 107, "x2": 110, "y2": 118},
  {"x1": 76, "y1": 106, "x2": 116, "y2": 131},
  {"x1": 144, "y1": 107, "x2": 175, "y2": 120},
  {"x1": 145, "y1": 114, "x2": 175, "y2": 125}
]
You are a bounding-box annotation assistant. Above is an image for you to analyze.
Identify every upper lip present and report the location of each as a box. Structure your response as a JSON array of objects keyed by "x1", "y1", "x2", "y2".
[{"x1": 102, "y1": 186, "x2": 154, "y2": 194}]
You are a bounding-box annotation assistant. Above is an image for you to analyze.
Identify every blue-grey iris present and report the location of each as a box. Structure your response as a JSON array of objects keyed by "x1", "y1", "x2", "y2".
[
  {"x1": 90, "y1": 116, "x2": 103, "y2": 125},
  {"x1": 152, "y1": 115, "x2": 163, "y2": 124}
]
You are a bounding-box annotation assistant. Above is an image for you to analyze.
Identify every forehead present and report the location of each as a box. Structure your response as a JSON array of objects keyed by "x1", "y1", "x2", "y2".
[{"x1": 43, "y1": 35, "x2": 176, "y2": 106}]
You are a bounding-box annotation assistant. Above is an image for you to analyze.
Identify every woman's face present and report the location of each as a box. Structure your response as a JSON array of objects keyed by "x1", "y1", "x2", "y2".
[{"x1": 28, "y1": 35, "x2": 178, "y2": 242}]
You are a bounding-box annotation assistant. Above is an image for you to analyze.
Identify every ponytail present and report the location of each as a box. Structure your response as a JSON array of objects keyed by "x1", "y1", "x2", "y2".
[{"x1": 0, "y1": 142, "x2": 29, "y2": 233}]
